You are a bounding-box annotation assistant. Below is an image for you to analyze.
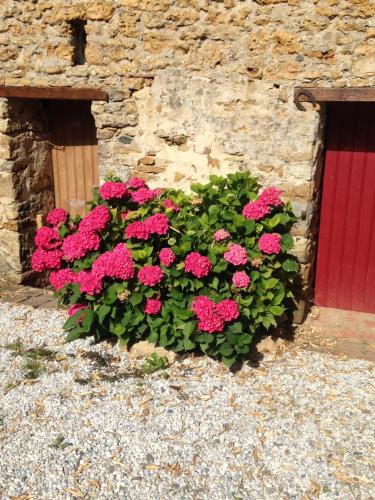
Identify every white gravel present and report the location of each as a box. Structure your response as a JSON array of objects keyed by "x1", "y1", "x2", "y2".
[{"x1": 0, "y1": 302, "x2": 374, "y2": 500}]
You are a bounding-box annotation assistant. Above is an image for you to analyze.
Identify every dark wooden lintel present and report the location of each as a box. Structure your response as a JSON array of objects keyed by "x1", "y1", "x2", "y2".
[
  {"x1": 294, "y1": 87, "x2": 375, "y2": 110},
  {"x1": 0, "y1": 86, "x2": 108, "y2": 101}
]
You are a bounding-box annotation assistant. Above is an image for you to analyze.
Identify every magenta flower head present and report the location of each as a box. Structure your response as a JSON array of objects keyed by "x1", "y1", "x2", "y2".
[
  {"x1": 164, "y1": 199, "x2": 181, "y2": 212},
  {"x1": 258, "y1": 233, "x2": 282, "y2": 254},
  {"x1": 242, "y1": 199, "x2": 270, "y2": 221},
  {"x1": 125, "y1": 221, "x2": 151, "y2": 240},
  {"x1": 126, "y1": 177, "x2": 147, "y2": 190},
  {"x1": 77, "y1": 271, "x2": 102, "y2": 296},
  {"x1": 159, "y1": 248, "x2": 176, "y2": 267},
  {"x1": 79, "y1": 205, "x2": 110, "y2": 233},
  {"x1": 138, "y1": 265, "x2": 164, "y2": 286},
  {"x1": 144, "y1": 298, "x2": 162, "y2": 315},
  {"x1": 99, "y1": 181, "x2": 128, "y2": 200},
  {"x1": 131, "y1": 188, "x2": 158, "y2": 205},
  {"x1": 184, "y1": 252, "x2": 211, "y2": 278},
  {"x1": 49, "y1": 269, "x2": 78, "y2": 291},
  {"x1": 46, "y1": 208, "x2": 68, "y2": 227},
  {"x1": 62, "y1": 231, "x2": 100, "y2": 261},
  {"x1": 232, "y1": 271, "x2": 250, "y2": 289},
  {"x1": 224, "y1": 244, "x2": 248, "y2": 266},
  {"x1": 216, "y1": 299, "x2": 239, "y2": 322},
  {"x1": 259, "y1": 187, "x2": 283, "y2": 207},
  {"x1": 145, "y1": 213, "x2": 169, "y2": 236},
  {"x1": 31, "y1": 249, "x2": 63, "y2": 272},
  {"x1": 35, "y1": 226, "x2": 61, "y2": 250},
  {"x1": 213, "y1": 229, "x2": 230, "y2": 241}
]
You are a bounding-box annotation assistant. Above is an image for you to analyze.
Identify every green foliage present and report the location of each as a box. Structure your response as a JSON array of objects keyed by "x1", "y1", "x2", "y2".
[
  {"x1": 142, "y1": 352, "x2": 169, "y2": 374},
  {"x1": 41, "y1": 172, "x2": 299, "y2": 366}
]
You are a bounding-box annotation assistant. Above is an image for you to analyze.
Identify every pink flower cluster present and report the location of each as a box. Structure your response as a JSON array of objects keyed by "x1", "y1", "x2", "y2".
[
  {"x1": 159, "y1": 248, "x2": 176, "y2": 267},
  {"x1": 138, "y1": 265, "x2": 164, "y2": 286},
  {"x1": 125, "y1": 221, "x2": 150, "y2": 240},
  {"x1": 125, "y1": 213, "x2": 169, "y2": 240},
  {"x1": 46, "y1": 208, "x2": 68, "y2": 227},
  {"x1": 224, "y1": 244, "x2": 248, "y2": 266},
  {"x1": 99, "y1": 182, "x2": 128, "y2": 200},
  {"x1": 259, "y1": 187, "x2": 283, "y2": 207},
  {"x1": 126, "y1": 177, "x2": 147, "y2": 189},
  {"x1": 50, "y1": 268, "x2": 78, "y2": 291},
  {"x1": 213, "y1": 229, "x2": 230, "y2": 241},
  {"x1": 92, "y1": 243, "x2": 134, "y2": 280},
  {"x1": 147, "y1": 213, "x2": 169, "y2": 235},
  {"x1": 144, "y1": 298, "x2": 162, "y2": 315},
  {"x1": 192, "y1": 296, "x2": 239, "y2": 333},
  {"x1": 258, "y1": 233, "x2": 281, "y2": 254},
  {"x1": 131, "y1": 188, "x2": 158, "y2": 205},
  {"x1": 164, "y1": 199, "x2": 181, "y2": 212},
  {"x1": 242, "y1": 200, "x2": 270, "y2": 220},
  {"x1": 31, "y1": 249, "x2": 62, "y2": 272},
  {"x1": 35, "y1": 227, "x2": 61, "y2": 250},
  {"x1": 68, "y1": 304, "x2": 88, "y2": 323},
  {"x1": 184, "y1": 252, "x2": 211, "y2": 278},
  {"x1": 79, "y1": 206, "x2": 110, "y2": 233},
  {"x1": 77, "y1": 270, "x2": 103, "y2": 296},
  {"x1": 62, "y1": 231, "x2": 100, "y2": 261},
  {"x1": 232, "y1": 271, "x2": 250, "y2": 289}
]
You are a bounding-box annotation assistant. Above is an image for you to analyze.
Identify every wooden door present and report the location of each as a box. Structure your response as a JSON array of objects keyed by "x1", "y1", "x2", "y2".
[
  {"x1": 315, "y1": 102, "x2": 375, "y2": 313},
  {"x1": 48, "y1": 100, "x2": 99, "y2": 217}
]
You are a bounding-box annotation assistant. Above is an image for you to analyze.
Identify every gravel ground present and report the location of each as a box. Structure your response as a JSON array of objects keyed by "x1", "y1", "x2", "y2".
[{"x1": 0, "y1": 302, "x2": 374, "y2": 500}]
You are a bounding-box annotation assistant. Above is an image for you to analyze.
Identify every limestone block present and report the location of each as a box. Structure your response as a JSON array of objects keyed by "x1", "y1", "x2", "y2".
[{"x1": 129, "y1": 340, "x2": 176, "y2": 364}]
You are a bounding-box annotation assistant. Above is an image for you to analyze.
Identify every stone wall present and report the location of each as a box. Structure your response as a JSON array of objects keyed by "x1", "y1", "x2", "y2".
[
  {"x1": 0, "y1": 0, "x2": 374, "y2": 303},
  {"x1": 0, "y1": 98, "x2": 54, "y2": 282}
]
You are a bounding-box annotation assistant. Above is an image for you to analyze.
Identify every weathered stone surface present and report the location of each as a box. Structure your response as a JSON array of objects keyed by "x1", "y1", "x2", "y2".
[{"x1": 129, "y1": 340, "x2": 176, "y2": 364}]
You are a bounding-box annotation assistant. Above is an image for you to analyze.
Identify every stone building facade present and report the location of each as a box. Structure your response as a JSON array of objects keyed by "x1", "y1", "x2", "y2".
[{"x1": 0, "y1": 0, "x2": 374, "y2": 313}]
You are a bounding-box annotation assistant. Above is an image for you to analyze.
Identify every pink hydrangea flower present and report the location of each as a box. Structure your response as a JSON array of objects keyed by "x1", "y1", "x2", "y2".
[
  {"x1": 184, "y1": 252, "x2": 211, "y2": 278},
  {"x1": 46, "y1": 208, "x2": 68, "y2": 227},
  {"x1": 145, "y1": 213, "x2": 169, "y2": 235},
  {"x1": 131, "y1": 188, "x2": 158, "y2": 205},
  {"x1": 99, "y1": 181, "x2": 128, "y2": 200},
  {"x1": 259, "y1": 187, "x2": 283, "y2": 207},
  {"x1": 62, "y1": 231, "x2": 100, "y2": 261},
  {"x1": 126, "y1": 177, "x2": 147, "y2": 189},
  {"x1": 164, "y1": 199, "x2": 181, "y2": 212},
  {"x1": 213, "y1": 229, "x2": 230, "y2": 241},
  {"x1": 144, "y1": 298, "x2": 162, "y2": 315},
  {"x1": 258, "y1": 233, "x2": 282, "y2": 254},
  {"x1": 159, "y1": 247, "x2": 176, "y2": 267},
  {"x1": 197, "y1": 315, "x2": 225, "y2": 334},
  {"x1": 50, "y1": 269, "x2": 78, "y2": 291},
  {"x1": 92, "y1": 243, "x2": 134, "y2": 280},
  {"x1": 242, "y1": 199, "x2": 270, "y2": 220},
  {"x1": 224, "y1": 244, "x2": 248, "y2": 266},
  {"x1": 125, "y1": 221, "x2": 150, "y2": 240},
  {"x1": 77, "y1": 271, "x2": 102, "y2": 296},
  {"x1": 191, "y1": 296, "x2": 216, "y2": 319},
  {"x1": 216, "y1": 299, "x2": 239, "y2": 322},
  {"x1": 34, "y1": 226, "x2": 61, "y2": 250},
  {"x1": 232, "y1": 271, "x2": 250, "y2": 289},
  {"x1": 138, "y1": 265, "x2": 164, "y2": 286},
  {"x1": 79, "y1": 206, "x2": 110, "y2": 233},
  {"x1": 68, "y1": 303, "x2": 88, "y2": 324},
  {"x1": 31, "y1": 249, "x2": 63, "y2": 272}
]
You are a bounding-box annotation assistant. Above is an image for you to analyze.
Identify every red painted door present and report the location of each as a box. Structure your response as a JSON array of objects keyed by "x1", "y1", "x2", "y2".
[{"x1": 315, "y1": 102, "x2": 375, "y2": 313}]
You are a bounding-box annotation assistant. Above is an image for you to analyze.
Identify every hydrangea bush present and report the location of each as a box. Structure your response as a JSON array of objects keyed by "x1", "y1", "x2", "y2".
[{"x1": 32, "y1": 172, "x2": 299, "y2": 366}]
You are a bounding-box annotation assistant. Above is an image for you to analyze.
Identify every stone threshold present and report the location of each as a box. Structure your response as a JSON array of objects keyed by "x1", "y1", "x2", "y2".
[{"x1": 0, "y1": 282, "x2": 58, "y2": 310}]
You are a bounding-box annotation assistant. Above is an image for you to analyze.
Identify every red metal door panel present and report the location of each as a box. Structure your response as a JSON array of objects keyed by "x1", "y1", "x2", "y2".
[{"x1": 315, "y1": 102, "x2": 375, "y2": 313}]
